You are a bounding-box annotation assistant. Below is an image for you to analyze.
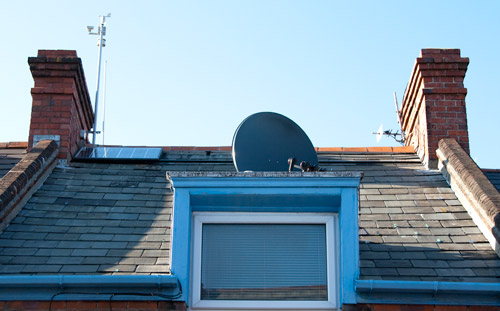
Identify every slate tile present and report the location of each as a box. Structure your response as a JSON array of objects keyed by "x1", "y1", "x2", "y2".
[
  {"x1": 22, "y1": 265, "x2": 62, "y2": 273},
  {"x1": 120, "y1": 257, "x2": 157, "y2": 265},
  {"x1": 441, "y1": 220, "x2": 476, "y2": 227},
  {"x1": 462, "y1": 227, "x2": 481, "y2": 234},
  {"x1": 425, "y1": 193, "x2": 457, "y2": 200},
  {"x1": 151, "y1": 221, "x2": 171, "y2": 228},
  {"x1": 429, "y1": 228, "x2": 465, "y2": 235},
  {"x1": 57, "y1": 241, "x2": 93, "y2": 249},
  {"x1": 376, "y1": 221, "x2": 410, "y2": 228},
  {"x1": 67, "y1": 226, "x2": 102, "y2": 234},
  {"x1": 438, "y1": 243, "x2": 476, "y2": 251},
  {"x1": 0, "y1": 248, "x2": 37, "y2": 256},
  {"x1": 155, "y1": 258, "x2": 171, "y2": 265},
  {"x1": 45, "y1": 233, "x2": 80, "y2": 241},
  {"x1": 474, "y1": 243, "x2": 495, "y2": 251},
  {"x1": 113, "y1": 235, "x2": 144, "y2": 242},
  {"x1": 420, "y1": 213, "x2": 455, "y2": 220},
  {"x1": 390, "y1": 214, "x2": 423, "y2": 221},
  {"x1": 379, "y1": 188, "x2": 409, "y2": 195},
  {"x1": 397, "y1": 228, "x2": 431, "y2": 235},
  {"x1": 435, "y1": 268, "x2": 475, "y2": 277},
  {"x1": 385, "y1": 201, "x2": 416, "y2": 207},
  {"x1": 101, "y1": 227, "x2": 134, "y2": 234},
  {"x1": 145, "y1": 201, "x2": 170, "y2": 208},
  {"x1": 80, "y1": 234, "x2": 114, "y2": 241},
  {"x1": 411, "y1": 260, "x2": 449, "y2": 268},
  {"x1": 359, "y1": 235, "x2": 383, "y2": 243},
  {"x1": 453, "y1": 213, "x2": 472, "y2": 220},
  {"x1": 0, "y1": 239, "x2": 24, "y2": 247},
  {"x1": 91, "y1": 242, "x2": 128, "y2": 249},
  {"x1": 397, "y1": 268, "x2": 437, "y2": 276},
  {"x1": 60, "y1": 265, "x2": 99, "y2": 273},
  {"x1": 35, "y1": 249, "x2": 73, "y2": 256},
  {"x1": 370, "y1": 207, "x2": 403, "y2": 214},
  {"x1": 373, "y1": 259, "x2": 411, "y2": 268},
  {"x1": 119, "y1": 220, "x2": 153, "y2": 228},
  {"x1": 0, "y1": 265, "x2": 25, "y2": 273},
  {"x1": 107, "y1": 249, "x2": 143, "y2": 257},
  {"x1": 361, "y1": 268, "x2": 398, "y2": 276},
  {"x1": 382, "y1": 236, "x2": 418, "y2": 243},
  {"x1": 484, "y1": 260, "x2": 500, "y2": 268},
  {"x1": 411, "y1": 234, "x2": 446, "y2": 243},
  {"x1": 103, "y1": 193, "x2": 134, "y2": 200},
  {"x1": 10, "y1": 256, "x2": 49, "y2": 264},
  {"x1": 93, "y1": 186, "x2": 123, "y2": 193},
  {"x1": 368, "y1": 244, "x2": 404, "y2": 252},
  {"x1": 22, "y1": 240, "x2": 59, "y2": 248},
  {"x1": 73, "y1": 192, "x2": 105, "y2": 199},
  {"x1": 448, "y1": 260, "x2": 488, "y2": 268},
  {"x1": 415, "y1": 200, "x2": 447, "y2": 207},
  {"x1": 142, "y1": 250, "x2": 170, "y2": 257},
  {"x1": 72, "y1": 249, "x2": 108, "y2": 256},
  {"x1": 360, "y1": 201, "x2": 386, "y2": 208},
  {"x1": 83, "y1": 257, "x2": 122, "y2": 264},
  {"x1": 47, "y1": 257, "x2": 84, "y2": 264},
  {"x1": 444, "y1": 199, "x2": 462, "y2": 206},
  {"x1": 98, "y1": 264, "x2": 137, "y2": 272},
  {"x1": 128, "y1": 242, "x2": 162, "y2": 250},
  {"x1": 360, "y1": 252, "x2": 391, "y2": 260},
  {"x1": 359, "y1": 214, "x2": 390, "y2": 221},
  {"x1": 389, "y1": 252, "x2": 426, "y2": 260},
  {"x1": 136, "y1": 265, "x2": 170, "y2": 273}
]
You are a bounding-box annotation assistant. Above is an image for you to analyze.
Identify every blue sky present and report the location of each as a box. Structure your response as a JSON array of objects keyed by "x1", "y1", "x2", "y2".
[{"x1": 1, "y1": 1, "x2": 500, "y2": 168}]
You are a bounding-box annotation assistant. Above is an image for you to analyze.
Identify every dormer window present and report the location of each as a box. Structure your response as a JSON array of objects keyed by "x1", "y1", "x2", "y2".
[
  {"x1": 191, "y1": 213, "x2": 337, "y2": 308},
  {"x1": 168, "y1": 172, "x2": 361, "y2": 310}
]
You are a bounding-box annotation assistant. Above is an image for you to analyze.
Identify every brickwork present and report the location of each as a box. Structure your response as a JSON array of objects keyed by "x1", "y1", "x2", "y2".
[
  {"x1": 437, "y1": 138, "x2": 500, "y2": 256},
  {"x1": 400, "y1": 49, "x2": 469, "y2": 169},
  {"x1": 0, "y1": 140, "x2": 58, "y2": 233},
  {"x1": 0, "y1": 300, "x2": 186, "y2": 311},
  {"x1": 28, "y1": 50, "x2": 93, "y2": 161}
]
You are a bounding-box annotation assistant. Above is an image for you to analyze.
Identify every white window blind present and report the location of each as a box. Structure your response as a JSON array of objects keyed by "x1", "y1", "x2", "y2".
[{"x1": 201, "y1": 223, "x2": 328, "y2": 301}]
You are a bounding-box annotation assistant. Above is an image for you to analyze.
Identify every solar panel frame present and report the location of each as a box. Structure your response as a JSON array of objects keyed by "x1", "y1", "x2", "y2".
[{"x1": 74, "y1": 147, "x2": 163, "y2": 162}]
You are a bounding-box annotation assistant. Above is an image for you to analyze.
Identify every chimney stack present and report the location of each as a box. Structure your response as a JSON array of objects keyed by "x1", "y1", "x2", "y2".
[
  {"x1": 400, "y1": 49, "x2": 470, "y2": 169},
  {"x1": 28, "y1": 50, "x2": 93, "y2": 162}
]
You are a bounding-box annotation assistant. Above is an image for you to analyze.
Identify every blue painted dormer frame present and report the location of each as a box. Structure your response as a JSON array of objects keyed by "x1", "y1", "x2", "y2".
[{"x1": 167, "y1": 171, "x2": 362, "y2": 308}]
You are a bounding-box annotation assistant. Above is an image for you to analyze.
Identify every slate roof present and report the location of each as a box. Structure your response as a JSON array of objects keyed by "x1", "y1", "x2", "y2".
[
  {"x1": 0, "y1": 149, "x2": 499, "y2": 282},
  {"x1": 0, "y1": 146, "x2": 26, "y2": 178},
  {"x1": 483, "y1": 169, "x2": 500, "y2": 193}
]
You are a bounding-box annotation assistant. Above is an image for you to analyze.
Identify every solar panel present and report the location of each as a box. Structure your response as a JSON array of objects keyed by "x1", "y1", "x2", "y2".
[{"x1": 74, "y1": 147, "x2": 162, "y2": 161}]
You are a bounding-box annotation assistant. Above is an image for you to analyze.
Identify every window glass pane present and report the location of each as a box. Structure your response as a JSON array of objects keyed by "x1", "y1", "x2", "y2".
[{"x1": 201, "y1": 224, "x2": 327, "y2": 301}]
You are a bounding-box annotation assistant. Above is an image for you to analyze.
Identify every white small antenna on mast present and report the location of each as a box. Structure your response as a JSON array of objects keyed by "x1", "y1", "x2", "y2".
[{"x1": 88, "y1": 13, "x2": 111, "y2": 146}]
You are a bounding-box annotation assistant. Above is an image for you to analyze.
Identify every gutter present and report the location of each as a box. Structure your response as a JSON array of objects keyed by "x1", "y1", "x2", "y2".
[
  {"x1": 355, "y1": 279, "x2": 500, "y2": 306},
  {"x1": 0, "y1": 275, "x2": 181, "y2": 301}
]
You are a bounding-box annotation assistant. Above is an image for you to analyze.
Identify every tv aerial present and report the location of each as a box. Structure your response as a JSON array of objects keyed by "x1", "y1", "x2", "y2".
[
  {"x1": 373, "y1": 92, "x2": 406, "y2": 144},
  {"x1": 232, "y1": 112, "x2": 321, "y2": 172}
]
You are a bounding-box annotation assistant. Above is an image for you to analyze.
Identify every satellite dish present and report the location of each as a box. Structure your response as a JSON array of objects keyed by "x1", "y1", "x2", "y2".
[{"x1": 232, "y1": 112, "x2": 318, "y2": 172}]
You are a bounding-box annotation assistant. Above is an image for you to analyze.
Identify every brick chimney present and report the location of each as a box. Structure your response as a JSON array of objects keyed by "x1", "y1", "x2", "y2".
[
  {"x1": 400, "y1": 49, "x2": 469, "y2": 169},
  {"x1": 28, "y1": 50, "x2": 93, "y2": 162}
]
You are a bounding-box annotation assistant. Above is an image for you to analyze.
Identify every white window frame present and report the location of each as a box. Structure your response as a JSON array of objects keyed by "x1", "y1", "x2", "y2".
[{"x1": 191, "y1": 212, "x2": 339, "y2": 310}]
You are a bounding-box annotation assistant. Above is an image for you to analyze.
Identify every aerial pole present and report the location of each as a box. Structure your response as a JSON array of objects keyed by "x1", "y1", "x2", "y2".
[{"x1": 87, "y1": 13, "x2": 111, "y2": 146}]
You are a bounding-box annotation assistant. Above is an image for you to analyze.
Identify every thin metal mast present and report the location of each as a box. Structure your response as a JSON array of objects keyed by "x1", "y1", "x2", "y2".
[
  {"x1": 102, "y1": 60, "x2": 108, "y2": 145},
  {"x1": 88, "y1": 13, "x2": 111, "y2": 146}
]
